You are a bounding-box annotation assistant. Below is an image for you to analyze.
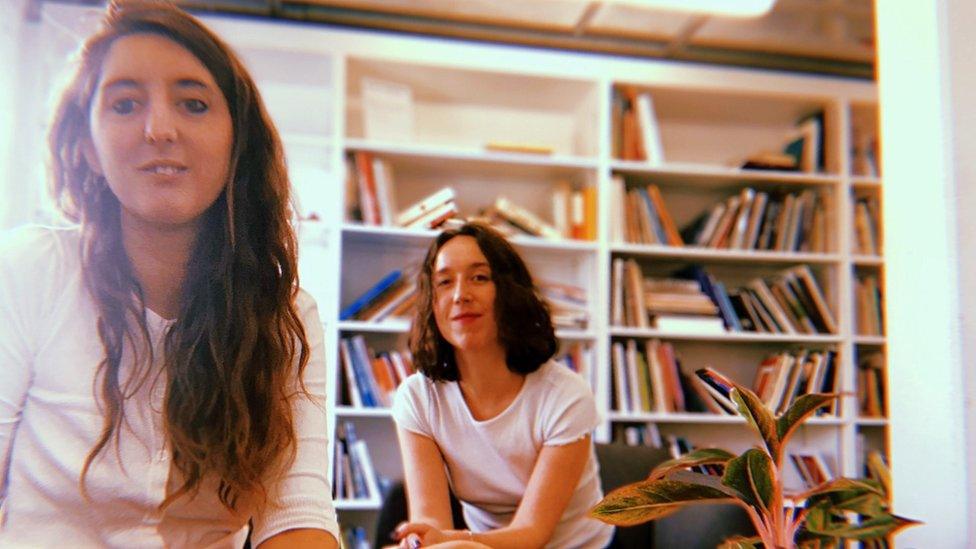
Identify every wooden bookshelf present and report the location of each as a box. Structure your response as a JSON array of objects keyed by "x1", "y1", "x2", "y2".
[{"x1": 186, "y1": 13, "x2": 885, "y2": 544}]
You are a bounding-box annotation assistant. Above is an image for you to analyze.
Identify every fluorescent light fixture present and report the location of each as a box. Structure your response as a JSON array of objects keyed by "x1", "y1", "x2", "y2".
[{"x1": 611, "y1": 0, "x2": 777, "y2": 18}]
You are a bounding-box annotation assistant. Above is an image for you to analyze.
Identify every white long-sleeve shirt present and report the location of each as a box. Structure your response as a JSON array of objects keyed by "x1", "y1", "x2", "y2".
[{"x1": 0, "y1": 226, "x2": 339, "y2": 548}]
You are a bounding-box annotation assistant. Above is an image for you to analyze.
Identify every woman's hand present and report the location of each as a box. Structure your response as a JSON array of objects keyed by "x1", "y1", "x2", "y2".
[{"x1": 394, "y1": 521, "x2": 449, "y2": 547}]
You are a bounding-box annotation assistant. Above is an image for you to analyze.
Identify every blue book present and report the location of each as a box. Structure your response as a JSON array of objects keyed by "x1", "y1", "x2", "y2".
[
  {"x1": 347, "y1": 336, "x2": 378, "y2": 407},
  {"x1": 340, "y1": 270, "x2": 402, "y2": 320},
  {"x1": 712, "y1": 280, "x2": 743, "y2": 332},
  {"x1": 637, "y1": 187, "x2": 668, "y2": 245}
]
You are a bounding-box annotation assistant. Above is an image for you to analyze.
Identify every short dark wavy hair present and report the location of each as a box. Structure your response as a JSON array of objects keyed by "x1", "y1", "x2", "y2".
[{"x1": 410, "y1": 222, "x2": 557, "y2": 382}]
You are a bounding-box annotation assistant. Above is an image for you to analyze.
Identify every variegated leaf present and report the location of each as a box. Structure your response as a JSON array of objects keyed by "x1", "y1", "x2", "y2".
[
  {"x1": 776, "y1": 393, "x2": 837, "y2": 447},
  {"x1": 721, "y1": 448, "x2": 774, "y2": 512},
  {"x1": 717, "y1": 535, "x2": 762, "y2": 549},
  {"x1": 731, "y1": 386, "x2": 780, "y2": 459},
  {"x1": 648, "y1": 448, "x2": 736, "y2": 481},
  {"x1": 804, "y1": 513, "x2": 921, "y2": 540},
  {"x1": 589, "y1": 479, "x2": 733, "y2": 526}
]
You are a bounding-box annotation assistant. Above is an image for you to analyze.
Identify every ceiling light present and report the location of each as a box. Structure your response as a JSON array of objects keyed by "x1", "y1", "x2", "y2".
[{"x1": 610, "y1": 0, "x2": 777, "y2": 18}]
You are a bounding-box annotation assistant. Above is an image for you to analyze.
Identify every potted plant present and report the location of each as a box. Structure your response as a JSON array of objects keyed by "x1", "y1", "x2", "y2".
[{"x1": 589, "y1": 381, "x2": 918, "y2": 548}]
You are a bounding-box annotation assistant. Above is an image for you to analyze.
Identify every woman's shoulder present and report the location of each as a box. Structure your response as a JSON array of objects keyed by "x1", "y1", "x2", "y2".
[
  {"x1": 0, "y1": 224, "x2": 80, "y2": 280},
  {"x1": 533, "y1": 360, "x2": 590, "y2": 391}
]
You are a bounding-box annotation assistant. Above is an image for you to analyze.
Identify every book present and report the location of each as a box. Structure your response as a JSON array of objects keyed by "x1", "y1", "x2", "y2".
[
  {"x1": 635, "y1": 92, "x2": 665, "y2": 165},
  {"x1": 396, "y1": 187, "x2": 456, "y2": 227},
  {"x1": 340, "y1": 270, "x2": 403, "y2": 321},
  {"x1": 404, "y1": 200, "x2": 458, "y2": 230},
  {"x1": 492, "y1": 196, "x2": 562, "y2": 240},
  {"x1": 652, "y1": 314, "x2": 726, "y2": 334},
  {"x1": 353, "y1": 152, "x2": 381, "y2": 225}
]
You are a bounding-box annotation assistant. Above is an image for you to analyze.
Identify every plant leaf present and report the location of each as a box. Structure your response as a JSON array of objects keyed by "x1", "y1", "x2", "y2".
[
  {"x1": 803, "y1": 513, "x2": 921, "y2": 539},
  {"x1": 648, "y1": 448, "x2": 736, "y2": 481},
  {"x1": 801, "y1": 477, "x2": 886, "y2": 501},
  {"x1": 589, "y1": 479, "x2": 733, "y2": 526},
  {"x1": 721, "y1": 448, "x2": 775, "y2": 512},
  {"x1": 776, "y1": 393, "x2": 837, "y2": 446},
  {"x1": 718, "y1": 535, "x2": 763, "y2": 549},
  {"x1": 731, "y1": 386, "x2": 780, "y2": 458}
]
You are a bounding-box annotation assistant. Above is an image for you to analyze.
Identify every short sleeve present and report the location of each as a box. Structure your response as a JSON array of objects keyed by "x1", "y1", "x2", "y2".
[
  {"x1": 250, "y1": 290, "x2": 340, "y2": 546},
  {"x1": 540, "y1": 365, "x2": 601, "y2": 447},
  {"x1": 391, "y1": 373, "x2": 433, "y2": 438}
]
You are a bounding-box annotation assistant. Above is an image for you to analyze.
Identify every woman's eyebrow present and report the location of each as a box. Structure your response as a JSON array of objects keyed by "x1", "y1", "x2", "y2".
[
  {"x1": 100, "y1": 78, "x2": 140, "y2": 92},
  {"x1": 174, "y1": 78, "x2": 210, "y2": 90}
]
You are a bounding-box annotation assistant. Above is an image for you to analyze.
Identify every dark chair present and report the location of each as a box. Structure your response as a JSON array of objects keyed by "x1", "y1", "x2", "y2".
[{"x1": 375, "y1": 443, "x2": 754, "y2": 548}]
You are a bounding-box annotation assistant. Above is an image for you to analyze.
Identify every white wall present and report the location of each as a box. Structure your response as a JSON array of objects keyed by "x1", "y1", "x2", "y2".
[
  {"x1": 0, "y1": 0, "x2": 28, "y2": 229},
  {"x1": 946, "y1": 0, "x2": 976, "y2": 533},
  {"x1": 876, "y1": 0, "x2": 971, "y2": 546}
]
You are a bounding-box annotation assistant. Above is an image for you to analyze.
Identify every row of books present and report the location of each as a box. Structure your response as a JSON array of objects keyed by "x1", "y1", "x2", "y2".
[
  {"x1": 855, "y1": 274, "x2": 884, "y2": 336},
  {"x1": 338, "y1": 336, "x2": 414, "y2": 408},
  {"x1": 790, "y1": 452, "x2": 834, "y2": 489},
  {"x1": 611, "y1": 178, "x2": 683, "y2": 246},
  {"x1": 851, "y1": 120, "x2": 881, "y2": 178},
  {"x1": 682, "y1": 188, "x2": 829, "y2": 253},
  {"x1": 333, "y1": 421, "x2": 380, "y2": 501},
  {"x1": 612, "y1": 86, "x2": 664, "y2": 164},
  {"x1": 697, "y1": 351, "x2": 838, "y2": 417},
  {"x1": 858, "y1": 351, "x2": 886, "y2": 418},
  {"x1": 612, "y1": 260, "x2": 839, "y2": 336},
  {"x1": 853, "y1": 196, "x2": 882, "y2": 255},
  {"x1": 611, "y1": 339, "x2": 691, "y2": 414},
  {"x1": 741, "y1": 111, "x2": 825, "y2": 173},
  {"x1": 612, "y1": 422, "x2": 662, "y2": 448}
]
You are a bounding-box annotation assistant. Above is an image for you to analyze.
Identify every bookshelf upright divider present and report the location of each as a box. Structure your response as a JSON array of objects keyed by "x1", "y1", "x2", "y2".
[{"x1": 197, "y1": 13, "x2": 885, "y2": 543}]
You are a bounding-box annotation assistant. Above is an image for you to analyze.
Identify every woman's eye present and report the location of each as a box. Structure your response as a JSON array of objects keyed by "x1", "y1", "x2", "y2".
[
  {"x1": 182, "y1": 99, "x2": 209, "y2": 114},
  {"x1": 473, "y1": 274, "x2": 491, "y2": 282},
  {"x1": 436, "y1": 279, "x2": 451, "y2": 287},
  {"x1": 111, "y1": 98, "x2": 137, "y2": 115}
]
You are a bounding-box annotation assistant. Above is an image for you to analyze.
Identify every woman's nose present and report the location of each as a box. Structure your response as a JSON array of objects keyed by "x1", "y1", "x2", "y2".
[{"x1": 143, "y1": 102, "x2": 177, "y2": 145}]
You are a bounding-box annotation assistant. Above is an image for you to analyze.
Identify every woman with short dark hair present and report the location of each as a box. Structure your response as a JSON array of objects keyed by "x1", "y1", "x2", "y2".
[
  {"x1": 391, "y1": 222, "x2": 613, "y2": 549},
  {"x1": 0, "y1": 1, "x2": 338, "y2": 546}
]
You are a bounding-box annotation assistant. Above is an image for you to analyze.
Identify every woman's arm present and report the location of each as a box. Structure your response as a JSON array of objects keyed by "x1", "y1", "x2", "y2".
[
  {"x1": 397, "y1": 427, "x2": 455, "y2": 529},
  {"x1": 257, "y1": 528, "x2": 338, "y2": 549},
  {"x1": 396, "y1": 435, "x2": 592, "y2": 549}
]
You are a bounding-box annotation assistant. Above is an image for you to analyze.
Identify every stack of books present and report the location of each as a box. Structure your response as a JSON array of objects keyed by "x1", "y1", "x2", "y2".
[
  {"x1": 340, "y1": 268, "x2": 418, "y2": 323},
  {"x1": 857, "y1": 351, "x2": 886, "y2": 417},
  {"x1": 396, "y1": 187, "x2": 458, "y2": 230}
]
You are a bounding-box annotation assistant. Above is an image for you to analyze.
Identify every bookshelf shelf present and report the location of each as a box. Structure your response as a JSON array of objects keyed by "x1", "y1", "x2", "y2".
[
  {"x1": 336, "y1": 405, "x2": 394, "y2": 418},
  {"x1": 610, "y1": 243, "x2": 841, "y2": 265},
  {"x1": 852, "y1": 254, "x2": 884, "y2": 266},
  {"x1": 609, "y1": 326, "x2": 843, "y2": 344},
  {"x1": 608, "y1": 411, "x2": 844, "y2": 426},
  {"x1": 338, "y1": 319, "x2": 594, "y2": 342},
  {"x1": 338, "y1": 319, "x2": 411, "y2": 333},
  {"x1": 344, "y1": 138, "x2": 599, "y2": 173},
  {"x1": 610, "y1": 161, "x2": 841, "y2": 188},
  {"x1": 856, "y1": 417, "x2": 888, "y2": 427},
  {"x1": 854, "y1": 335, "x2": 887, "y2": 346},
  {"x1": 851, "y1": 176, "x2": 882, "y2": 188},
  {"x1": 342, "y1": 224, "x2": 598, "y2": 254},
  {"x1": 335, "y1": 498, "x2": 382, "y2": 511}
]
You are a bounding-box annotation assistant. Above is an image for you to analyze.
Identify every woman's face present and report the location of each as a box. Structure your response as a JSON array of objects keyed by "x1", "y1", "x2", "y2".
[
  {"x1": 432, "y1": 235, "x2": 500, "y2": 355},
  {"x1": 86, "y1": 33, "x2": 233, "y2": 230}
]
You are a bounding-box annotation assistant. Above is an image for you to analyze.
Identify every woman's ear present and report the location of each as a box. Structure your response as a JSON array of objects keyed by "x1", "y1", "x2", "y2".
[{"x1": 81, "y1": 137, "x2": 104, "y2": 176}]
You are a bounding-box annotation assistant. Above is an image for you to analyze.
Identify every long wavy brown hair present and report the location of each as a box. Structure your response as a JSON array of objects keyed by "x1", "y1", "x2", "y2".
[{"x1": 48, "y1": 0, "x2": 309, "y2": 511}]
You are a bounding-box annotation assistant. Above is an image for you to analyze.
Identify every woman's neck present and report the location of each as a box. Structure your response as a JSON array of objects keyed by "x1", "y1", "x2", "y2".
[
  {"x1": 121, "y1": 213, "x2": 198, "y2": 320},
  {"x1": 455, "y1": 344, "x2": 525, "y2": 420}
]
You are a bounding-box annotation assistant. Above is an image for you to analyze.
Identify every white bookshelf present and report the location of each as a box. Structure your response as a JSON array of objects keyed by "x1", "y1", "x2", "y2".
[{"x1": 192, "y1": 12, "x2": 884, "y2": 544}]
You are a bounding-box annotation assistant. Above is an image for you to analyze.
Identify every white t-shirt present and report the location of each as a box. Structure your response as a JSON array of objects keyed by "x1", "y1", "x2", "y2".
[
  {"x1": 392, "y1": 360, "x2": 614, "y2": 549},
  {"x1": 0, "y1": 226, "x2": 339, "y2": 548}
]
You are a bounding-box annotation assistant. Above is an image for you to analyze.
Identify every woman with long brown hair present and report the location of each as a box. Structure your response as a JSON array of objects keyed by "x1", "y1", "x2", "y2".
[{"x1": 0, "y1": 1, "x2": 338, "y2": 547}]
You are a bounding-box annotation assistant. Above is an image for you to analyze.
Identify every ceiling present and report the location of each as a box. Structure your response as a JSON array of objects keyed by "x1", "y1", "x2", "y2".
[{"x1": 30, "y1": 0, "x2": 876, "y2": 78}]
